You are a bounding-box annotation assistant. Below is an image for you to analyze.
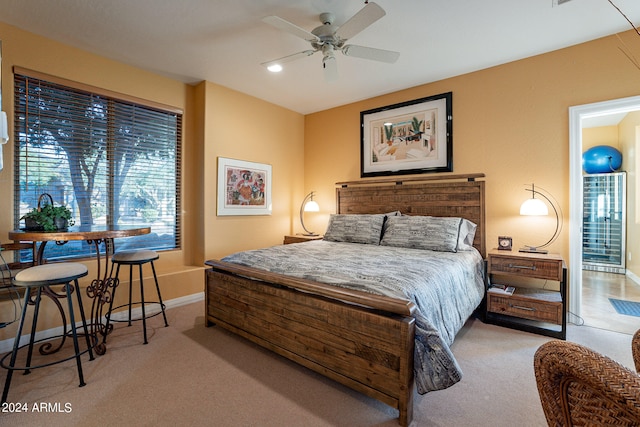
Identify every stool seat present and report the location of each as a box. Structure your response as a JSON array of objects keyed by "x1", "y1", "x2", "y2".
[
  {"x1": 106, "y1": 249, "x2": 167, "y2": 345},
  {"x1": 13, "y1": 263, "x2": 88, "y2": 287},
  {"x1": 112, "y1": 250, "x2": 159, "y2": 264}
]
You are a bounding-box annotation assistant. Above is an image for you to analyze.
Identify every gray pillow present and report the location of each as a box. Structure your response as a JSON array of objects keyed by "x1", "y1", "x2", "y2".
[
  {"x1": 380, "y1": 215, "x2": 463, "y2": 252},
  {"x1": 323, "y1": 214, "x2": 386, "y2": 245}
]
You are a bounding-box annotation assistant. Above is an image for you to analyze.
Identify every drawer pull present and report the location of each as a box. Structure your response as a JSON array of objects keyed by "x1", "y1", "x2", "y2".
[
  {"x1": 509, "y1": 304, "x2": 536, "y2": 312},
  {"x1": 507, "y1": 263, "x2": 537, "y2": 271}
]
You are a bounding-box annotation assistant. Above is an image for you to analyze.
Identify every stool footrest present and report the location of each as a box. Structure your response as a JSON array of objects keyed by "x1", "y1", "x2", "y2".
[
  {"x1": 0, "y1": 333, "x2": 97, "y2": 371},
  {"x1": 105, "y1": 302, "x2": 167, "y2": 323}
]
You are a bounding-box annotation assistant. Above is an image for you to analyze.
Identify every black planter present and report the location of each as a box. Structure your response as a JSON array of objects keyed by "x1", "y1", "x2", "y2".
[
  {"x1": 24, "y1": 218, "x2": 44, "y2": 231},
  {"x1": 54, "y1": 217, "x2": 68, "y2": 230},
  {"x1": 24, "y1": 217, "x2": 68, "y2": 231}
]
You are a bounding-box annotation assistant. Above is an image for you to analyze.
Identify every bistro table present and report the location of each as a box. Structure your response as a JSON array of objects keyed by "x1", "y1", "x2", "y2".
[{"x1": 8, "y1": 225, "x2": 150, "y2": 354}]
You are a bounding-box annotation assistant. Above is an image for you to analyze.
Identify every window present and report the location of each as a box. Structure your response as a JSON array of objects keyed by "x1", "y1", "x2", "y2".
[{"x1": 13, "y1": 70, "x2": 182, "y2": 261}]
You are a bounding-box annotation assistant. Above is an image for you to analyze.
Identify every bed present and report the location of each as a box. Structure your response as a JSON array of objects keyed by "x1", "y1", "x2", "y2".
[{"x1": 205, "y1": 173, "x2": 486, "y2": 426}]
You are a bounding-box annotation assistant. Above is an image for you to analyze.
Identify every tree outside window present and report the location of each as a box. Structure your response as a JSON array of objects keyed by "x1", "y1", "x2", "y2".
[{"x1": 14, "y1": 73, "x2": 181, "y2": 261}]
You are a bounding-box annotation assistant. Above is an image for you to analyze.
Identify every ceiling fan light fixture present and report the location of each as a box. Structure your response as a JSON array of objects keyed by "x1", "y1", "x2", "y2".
[
  {"x1": 322, "y1": 55, "x2": 338, "y2": 81},
  {"x1": 261, "y1": 2, "x2": 398, "y2": 81}
]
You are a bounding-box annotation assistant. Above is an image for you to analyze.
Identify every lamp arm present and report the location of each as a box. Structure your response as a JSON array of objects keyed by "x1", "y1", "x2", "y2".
[
  {"x1": 300, "y1": 192, "x2": 314, "y2": 235},
  {"x1": 527, "y1": 188, "x2": 563, "y2": 250}
]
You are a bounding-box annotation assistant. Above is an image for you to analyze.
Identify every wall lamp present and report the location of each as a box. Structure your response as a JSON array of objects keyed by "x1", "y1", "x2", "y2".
[
  {"x1": 519, "y1": 183, "x2": 562, "y2": 254},
  {"x1": 300, "y1": 191, "x2": 320, "y2": 236}
]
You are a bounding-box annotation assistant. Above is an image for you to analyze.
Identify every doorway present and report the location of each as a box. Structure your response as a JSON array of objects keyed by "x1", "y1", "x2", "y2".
[{"x1": 569, "y1": 95, "x2": 640, "y2": 330}]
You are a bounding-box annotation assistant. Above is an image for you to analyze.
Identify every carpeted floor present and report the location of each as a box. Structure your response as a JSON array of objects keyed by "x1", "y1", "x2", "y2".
[{"x1": 0, "y1": 300, "x2": 635, "y2": 427}]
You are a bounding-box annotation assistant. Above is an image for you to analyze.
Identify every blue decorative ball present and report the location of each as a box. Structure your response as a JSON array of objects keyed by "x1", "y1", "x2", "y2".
[{"x1": 582, "y1": 145, "x2": 622, "y2": 174}]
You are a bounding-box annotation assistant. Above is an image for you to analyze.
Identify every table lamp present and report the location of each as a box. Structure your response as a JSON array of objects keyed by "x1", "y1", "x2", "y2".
[
  {"x1": 519, "y1": 183, "x2": 562, "y2": 254},
  {"x1": 300, "y1": 191, "x2": 320, "y2": 236}
]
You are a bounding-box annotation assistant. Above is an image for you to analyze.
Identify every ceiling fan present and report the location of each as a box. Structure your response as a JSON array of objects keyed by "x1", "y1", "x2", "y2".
[{"x1": 261, "y1": 2, "x2": 400, "y2": 82}]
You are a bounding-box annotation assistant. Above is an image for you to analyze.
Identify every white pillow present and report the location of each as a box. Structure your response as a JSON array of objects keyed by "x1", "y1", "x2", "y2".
[{"x1": 457, "y1": 219, "x2": 478, "y2": 251}]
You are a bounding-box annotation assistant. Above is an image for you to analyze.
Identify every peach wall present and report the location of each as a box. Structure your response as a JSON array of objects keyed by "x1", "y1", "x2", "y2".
[
  {"x1": 305, "y1": 30, "x2": 640, "y2": 270},
  {"x1": 199, "y1": 81, "x2": 305, "y2": 259}
]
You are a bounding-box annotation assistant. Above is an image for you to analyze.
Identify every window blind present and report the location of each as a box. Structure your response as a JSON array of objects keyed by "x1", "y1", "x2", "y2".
[{"x1": 13, "y1": 72, "x2": 182, "y2": 261}]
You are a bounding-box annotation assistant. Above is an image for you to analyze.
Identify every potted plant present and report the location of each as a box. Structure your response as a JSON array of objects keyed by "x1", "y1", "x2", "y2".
[
  {"x1": 411, "y1": 117, "x2": 424, "y2": 138},
  {"x1": 384, "y1": 123, "x2": 394, "y2": 145},
  {"x1": 21, "y1": 194, "x2": 75, "y2": 231}
]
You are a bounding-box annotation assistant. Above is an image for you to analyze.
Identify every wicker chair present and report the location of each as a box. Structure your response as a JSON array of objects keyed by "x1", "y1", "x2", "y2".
[
  {"x1": 633, "y1": 329, "x2": 640, "y2": 374},
  {"x1": 534, "y1": 340, "x2": 640, "y2": 426}
]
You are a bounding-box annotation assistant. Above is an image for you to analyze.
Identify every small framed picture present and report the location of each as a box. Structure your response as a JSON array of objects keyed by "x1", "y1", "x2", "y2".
[
  {"x1": 217, "y1": 157, "x2": 272, "y2": 216},
  {"x1": 498, "y1": 236, "x2": 512, "y2": 251}
]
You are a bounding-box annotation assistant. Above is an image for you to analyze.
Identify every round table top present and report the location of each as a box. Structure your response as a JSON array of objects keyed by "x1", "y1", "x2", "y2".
[{"x1": 9, "y1": 225, "x2": 151, "y2": 242}]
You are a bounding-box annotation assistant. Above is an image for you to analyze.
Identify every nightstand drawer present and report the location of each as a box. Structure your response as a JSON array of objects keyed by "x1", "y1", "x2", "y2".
[
  {"x1": 487, "y1": 291, "x2": 562, "y2": 324},
  {"x1": 489, "y1": 255, "x2": 563, "y2": 281}
]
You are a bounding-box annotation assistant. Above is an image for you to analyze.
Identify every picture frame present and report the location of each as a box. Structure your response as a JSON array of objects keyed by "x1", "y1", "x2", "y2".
[
  {"x1": 360, "y1": 92, "x2": 452, "y2": 177},
  {"x1": 217, "y1": 157, "x2": 272, "y2": 216}
]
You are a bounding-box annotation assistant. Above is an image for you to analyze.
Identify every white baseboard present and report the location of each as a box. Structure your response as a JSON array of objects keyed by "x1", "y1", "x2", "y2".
[
  {"x1": 0, "y1": 292, "x2": 204, "y2": 354},
  {"x1": 627, "y1": 270, "x2": 640, "y2": 287}
]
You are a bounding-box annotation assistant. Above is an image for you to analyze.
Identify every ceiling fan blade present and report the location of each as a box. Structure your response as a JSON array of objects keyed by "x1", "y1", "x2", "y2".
[
  {"x1": 335, "y1": 2, "x2": 386, "y2": 41},
  {"x1": 342, "y1": 44, "x2": 399, "y2": 63},
  {"x1": 262, "y1": 15, "x2": 320, "y2": 43},
  {"x1": 323, "y1": 56, "x2": 338, "y2": 82},
  {"x1": 261, "y1": 50, "x2": 317, "y2": 69}
]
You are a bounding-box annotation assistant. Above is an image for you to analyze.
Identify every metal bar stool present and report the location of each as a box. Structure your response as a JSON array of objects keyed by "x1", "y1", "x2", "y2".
[
  {"x1": 1, "y1": 263, "x2": 95, "y2": 404},
  {"x1": 105, "y1": 250, "x2": 168, "y2": 344}
]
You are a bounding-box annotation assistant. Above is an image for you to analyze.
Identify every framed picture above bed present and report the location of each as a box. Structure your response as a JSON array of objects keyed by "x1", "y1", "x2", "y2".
[
  {"x1": 360, "y1": 92, "x2": 453, "y2": 177},
  {"x1": 217, "y1": 157, "x2": 272, "y2": 216}
]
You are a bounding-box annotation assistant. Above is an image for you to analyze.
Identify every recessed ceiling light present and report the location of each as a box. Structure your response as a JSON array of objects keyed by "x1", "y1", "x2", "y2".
[{"x1": 267, "y1": 64, "x2": 282, "y2": 72}]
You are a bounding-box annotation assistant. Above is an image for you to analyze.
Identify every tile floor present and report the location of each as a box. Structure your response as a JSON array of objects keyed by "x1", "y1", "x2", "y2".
[{"x1": 581, "y1": 270, "x2": 640, "y2": 335}]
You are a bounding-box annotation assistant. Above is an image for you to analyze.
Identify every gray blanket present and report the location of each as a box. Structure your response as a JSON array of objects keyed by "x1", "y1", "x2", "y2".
[{"x1": 222, "y1": 240, "x2": 485, "y2": 394}]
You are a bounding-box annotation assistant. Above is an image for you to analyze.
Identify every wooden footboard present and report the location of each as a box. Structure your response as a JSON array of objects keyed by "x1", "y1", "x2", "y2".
[{"x1": 205, "y1": 260, "x2": 416, "y2": 426}]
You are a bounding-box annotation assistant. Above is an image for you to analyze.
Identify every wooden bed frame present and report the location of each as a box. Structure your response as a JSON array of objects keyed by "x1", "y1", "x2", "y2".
[{"x1": 205, "y1": 173, "x2": 486, "y2": 426}]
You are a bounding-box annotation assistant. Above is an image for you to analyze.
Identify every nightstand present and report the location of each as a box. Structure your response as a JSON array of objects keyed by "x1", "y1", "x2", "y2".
[
  {"x1": 485, "y1": 249, "x2": 566, "y2": 339},
  {"x1": 283, "y1": 235, "x2": 323, "y2": 245}
]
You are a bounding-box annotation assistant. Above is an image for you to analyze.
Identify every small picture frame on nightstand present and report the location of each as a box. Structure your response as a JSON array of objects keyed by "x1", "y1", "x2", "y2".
[{"x1": 498, "y1": 236, "x2": 512, "y2": 251}]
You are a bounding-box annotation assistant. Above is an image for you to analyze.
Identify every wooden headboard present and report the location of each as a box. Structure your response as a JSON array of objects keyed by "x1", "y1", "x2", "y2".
[{"x1": 335, "y1": 173, "x2": 486, "y2": 257}]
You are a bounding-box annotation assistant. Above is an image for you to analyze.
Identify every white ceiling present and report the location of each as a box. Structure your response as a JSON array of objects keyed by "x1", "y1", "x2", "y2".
[{"x1": 1, "y1": 0, "x2": 640, "y2": 115}]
